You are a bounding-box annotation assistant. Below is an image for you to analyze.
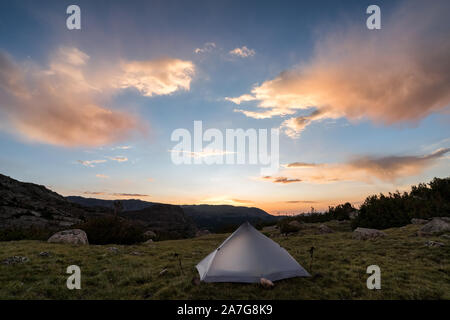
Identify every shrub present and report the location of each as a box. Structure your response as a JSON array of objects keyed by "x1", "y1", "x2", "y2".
[
  {"x1": 352, "y1": 177, "x2": 450, "y2": 230},
  {"x1": 278, "y1": 222, "x2": 301, "y2": 235},
  {"x1": 74, "y1": 216, "x2": 145, "y2": 245},
  {"x1": 0, "y1": 226, "x2": 54, "y2": 241}
]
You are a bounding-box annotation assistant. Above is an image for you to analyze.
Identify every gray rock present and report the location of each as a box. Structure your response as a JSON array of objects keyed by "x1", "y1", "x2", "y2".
[
  {"x1": 419, "y1": 218, "x2": 450, "y2": 235},
  {"x1": 1, "y1": 256, "x2": 28, "y2": 265},
  {"x1": 143, "y1": 230, "x2": 157, "y2": 239},
  {"x1": 48, "y1": 229, "x2": 89, "y2": 245},
  {"x1": 144, "y1": 239, "x2": 154, "y2": 244},
  {"x1": 425, "y1": 240, "x2": 445, "y2": 247},
  {"x1": 107, "y1": 247, "x2": 119, "y2": 253},
  {"x1": 318, "y1": 224, "x2": 334, "y2": 234},
  {"x1": 39, "y1": 251, "x2": 50, "y2": 257},
  {"x1": 411, "y1": 218, "x2": 428, "y2": 225},
  {"x1": 353, "y1": 227, "x2": 387, "y2": 240}
]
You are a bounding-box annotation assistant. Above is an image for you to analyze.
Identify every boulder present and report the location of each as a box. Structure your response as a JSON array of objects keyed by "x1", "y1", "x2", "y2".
[
  {"x1": 353, "y1": 227, "x2": 386, "y2": 240},
  {"x1": 143, "y1": 230, "x2": 157, "y2": 239},
  {"x1": 425, "y1": 240, "x2": 444, "y2": 247},
  {"x1": 107, "y1": 247, "x2": 119, "y2": 253},
  {"x1": 47, "y1": 229, "x2": 89, "y2": 245},
  {"x1": 1, "y1": 256, "x2": 28, "y2": 265},
  {"x1": 411, "y1": 218, "x2": 428, "y2": 225},
  {"x1": 318, "y1": 224, "x2": 334, "y2": 234},
  {"x1": 260, "y1": 278, "x2": 274, "y2": 289},
  {"x1": 144, "y1": 239, "x2": 154, "y2": 244},
  {"x1": 419, "y1": 218, "x2": 450, "y2": 235}
]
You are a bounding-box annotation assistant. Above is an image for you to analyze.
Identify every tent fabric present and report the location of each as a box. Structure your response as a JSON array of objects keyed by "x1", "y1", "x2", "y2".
[{"x1": 196, "y1": 222, "x2": 310, "y2": 283}]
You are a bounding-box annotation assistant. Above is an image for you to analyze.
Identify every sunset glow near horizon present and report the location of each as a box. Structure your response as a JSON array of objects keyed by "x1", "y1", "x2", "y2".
[{"x1": 0, "y1": 0, "x2": 449, "y2": 215}]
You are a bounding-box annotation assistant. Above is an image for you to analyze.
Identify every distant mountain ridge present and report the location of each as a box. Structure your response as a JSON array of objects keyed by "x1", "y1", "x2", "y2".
[
  {"x1": 0, "y1": 174, "x2": 195, "y2": 239},
  {"x1": 66, "y1": 197, "x2": 279, "y2": 232}
]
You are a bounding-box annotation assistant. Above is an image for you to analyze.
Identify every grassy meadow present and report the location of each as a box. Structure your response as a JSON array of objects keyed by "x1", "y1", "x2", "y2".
[{"x1": 0, "y1": 221, "x2": 449, "y2": 300}]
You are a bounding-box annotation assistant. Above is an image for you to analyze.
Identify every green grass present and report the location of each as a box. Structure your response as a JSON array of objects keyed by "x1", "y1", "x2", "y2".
[{"x1": 0, "y1": 223, "x2": 449, "y2": 299}]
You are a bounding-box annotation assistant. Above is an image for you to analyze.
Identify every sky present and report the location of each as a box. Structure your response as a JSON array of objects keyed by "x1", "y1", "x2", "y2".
[{"x1": 0, "y1": 0, "x2": 449, "y2": 214}]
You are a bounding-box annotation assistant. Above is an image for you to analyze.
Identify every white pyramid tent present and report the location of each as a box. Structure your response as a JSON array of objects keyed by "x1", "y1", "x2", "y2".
[{"x1": 196, "y1": 222, "x2": 310, "y2": 283}]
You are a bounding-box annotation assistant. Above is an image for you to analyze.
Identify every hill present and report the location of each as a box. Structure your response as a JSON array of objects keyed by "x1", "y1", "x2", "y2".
[
  {"x1": 181, "y1": 204, "x2": 278, "y2": 232},
  {"x1": 66, "y1": 196, "x2": 278, "y2": 232},
  {"x1": 0, "y1": 174, "x2": 195, "y2": 241},
  {"x1": 66, "y1": 196, "x2": 159, "y2": 212},
  {"x1": 0, "y1": 174, "x2": 106, "y2": 231},
  {"x1": 0, "y1": 221, "x2": 448, "y2": 299},
  {"x1": 121, "y1": 205, "x2": 197, "y2": 240}
]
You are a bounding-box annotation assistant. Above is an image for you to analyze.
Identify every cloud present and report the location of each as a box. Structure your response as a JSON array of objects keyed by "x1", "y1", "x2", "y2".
[
  {"x1": 77, "y1": 159, "x2": 107, "y2": 167},
  {"x1": 225, "y1": 94, "x2": 256, "y2": 105},
  {"x1": 194, "y1": 42, "x2": 216, "y2": 54},
  {"x1": 111, "y1": 193, "x2": 149, "y2": 197},
  {"x1": 111, "y1": 145, "x2": 132, "y2": 150},
  {"x1": 231, "y1": 199, "x2": 254, "y2": 204},
  {"x1": 281, "y1": 148, "x2": 450, "y2": 183},
  {"x1": 229, "y1": 46, "x2": 255, "y2": 58},
  {"x1": 227, "y1": 0, "x2": 450, "y2": 138},
  {"x1": 285, "y1": 162, "x2": 319, "y2": 168},
  {"x1": 0, "y1": 48, "x2": 142, "y2": 147},
  {"x1": 0, "y1": 47, "x2": 196, "y2": 147},
  {"x1": 262, "y1": 176, "x2": 302, "y2": 184},
  {"x1": 83, "y1": 191, "x2": 106, "y2": 195},
  {"x1": 107, "y1": 156, "x2": 128, "y2": 162},
  {"x1": 168, "y1": 148, "x2": 235, "y2": 158},
  {"x1": 96, "y1": 174, "x2": 109, "y2": 179},
  {"x1": 117, "y1": 58, "x2": 195, "y2": 96}
]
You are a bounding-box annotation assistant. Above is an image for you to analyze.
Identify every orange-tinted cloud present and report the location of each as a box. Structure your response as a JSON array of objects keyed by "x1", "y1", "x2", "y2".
[
  {"x1": 107, "y1": 156, "x2": 128, "y2": 163},
  {"x1": 77, "y1": 159, "x2": 107, "y2": 167},
  {"x1": 281, "y1": 148, "x2": 450, "y2": 183},
  {"x1": 0, "y1": 47, "x2": 195, "y2": 147},
  {"x1": 0, "y1": 49, "x2": 142, "y2": 147},
  {"x1": 262, "y1": 176, "x2": 302, "y2": 184},
  {"x1": 231, "y1": 199, "x2": 254, "y2": 204},
  {"x1": 111, "y1": 193, "x2": 149, "y2": 197},
  {"x1": 227, "y1": 0, "x2": 450, "y2": 137},
  {"x1": 117, "y1": 58, "x2": 195, "y2": 96}
]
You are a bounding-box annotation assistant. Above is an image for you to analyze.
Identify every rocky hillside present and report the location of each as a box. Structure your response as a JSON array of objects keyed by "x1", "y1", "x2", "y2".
[
  {"x1": 0, "y1": 174, "x2": 106, "y2": 230},
  {"x1": 0, "y1": 174, "x2": 196, "y2": 240},
  {"x1": 66, "y1": 196, "x2": 158, "y2": 211}
]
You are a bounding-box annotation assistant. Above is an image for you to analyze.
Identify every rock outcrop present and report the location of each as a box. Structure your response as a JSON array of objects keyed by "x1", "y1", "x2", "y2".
[
  {"x1": 48, "y1": 229, "x2": 89, "y2": 245},
  {"x1": 0, "y1": 174, "x2": 107, "y2": 231},
  {"x1": 318, "y1": 224, "x2": 334, "y2": 234},
  {"x1": 411, "y1": 218, "x2": 428, "y2": 225},
  {"x1": 419, "y1": 217, "x2": 450, "y2": 235}
]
